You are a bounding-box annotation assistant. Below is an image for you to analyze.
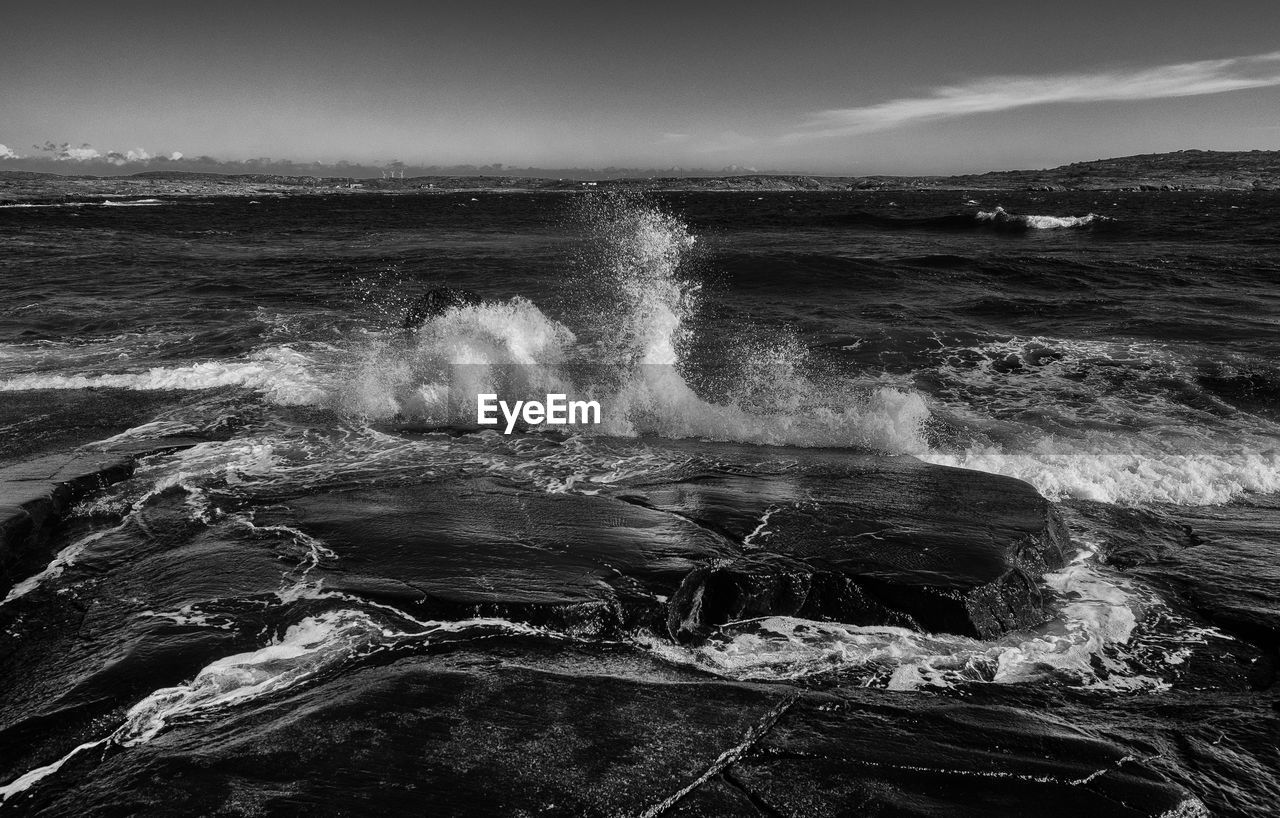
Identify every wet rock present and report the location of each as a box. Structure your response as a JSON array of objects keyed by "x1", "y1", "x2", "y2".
[
  {"x1": 0, "y1": 436, "x2": 207, "y2": 592},
  {"x1": 1068, "y1": 502, "x2": 1202, "y2": 568},
  {"x1": 628, "y1": 457, "x2": 1070, "y2": 641},
  {"x1": 290, "y1": 478, "x2": 738, "y2": 636},
  {"x1": 733, "y1": 692, "x2": 1205, "y2": 817},
  {"x1": 664, "y1": 553, "x2": 918, "y2": 641},
  {"x1": 18, "y1": 647, "x2": 789, "y2": 817},
  {"x1": 1126, "y1": 497, "x2": 1280, "y2": 666},
  {"x1": 291, "y1": 449, "x2": 1070, "y2": 643},
  {"x1": 0, "y1": 451, "x2": 134, "y2": 581},
  {"x1": 403, "y1": 287, "x2": 483, "y2": 329},
  {"x1": 15, "y1": 648, "x2": 1202, "y2": 817}
]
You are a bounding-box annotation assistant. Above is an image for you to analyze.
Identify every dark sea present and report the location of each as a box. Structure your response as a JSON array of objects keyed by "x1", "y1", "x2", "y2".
[{"x1": 0, "y1": 190, "x2": 1277, "y2": 816}]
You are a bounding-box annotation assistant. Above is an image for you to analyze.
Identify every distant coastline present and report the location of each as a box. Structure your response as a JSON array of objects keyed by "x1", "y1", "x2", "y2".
[{"x1": 2, "y1": 149, "x2": 1278, "y2": 203}]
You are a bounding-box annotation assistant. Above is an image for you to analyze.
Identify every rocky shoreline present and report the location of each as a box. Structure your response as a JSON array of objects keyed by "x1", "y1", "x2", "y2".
[
  {"x1": 0, "y1": 425, "x2": 1211, "y2": 817},
  {"x1": 1, "y1": 433, "x2": 1071, "y2": 647}
]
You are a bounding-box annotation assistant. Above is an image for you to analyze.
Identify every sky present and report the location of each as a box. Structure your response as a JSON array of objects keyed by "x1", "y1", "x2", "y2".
[{"x1": 2, "y1": 1, "x2": 1280, "y2": 174}]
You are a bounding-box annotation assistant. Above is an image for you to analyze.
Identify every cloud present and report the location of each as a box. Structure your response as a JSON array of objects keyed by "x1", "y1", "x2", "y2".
[
  {"x1": 0, "y1": 144, "x2": 18, "y2": 160},
  {"x1": 28, "y1": 142, "x2": 174, "y2": 164},
  {"x1": 32, "y1": 142, "x2": 106, "y2": 161},
  {"x1": 788, "y1": 50, "x2": 1280, "y2": 140}
]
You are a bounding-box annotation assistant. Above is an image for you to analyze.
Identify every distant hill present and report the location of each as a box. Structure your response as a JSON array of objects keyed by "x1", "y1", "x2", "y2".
[
  {"x1": 931, "y1": 149, "x2": 1280, "y2": 191},
  {"x1": 2, "y1": 150, "x2": 1278, "y2": 201}
]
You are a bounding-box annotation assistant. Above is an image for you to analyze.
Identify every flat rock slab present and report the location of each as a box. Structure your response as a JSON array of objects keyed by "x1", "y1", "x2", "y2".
[
  {"x1": 0, "y1": 451, "x2": 134, "y2": 574},
  {"x1": 292, "y1": 447, "x2": 1069, "y2": 641},
  {"x1": 291, "y1": 478, "x2": 738, "y2": 634},
  {"x1": 0, "y1": 436, "x2": 205, "y2": 589},
  {"x1": 614, "y1": 454, "x2": 1070, "y2": 640},
  {"x1": 732, "y1": 691, "x2": 1204, "y2": 817},
  {"x1": 13, "y1": 649, "x2": 1201, "y2": 817}
]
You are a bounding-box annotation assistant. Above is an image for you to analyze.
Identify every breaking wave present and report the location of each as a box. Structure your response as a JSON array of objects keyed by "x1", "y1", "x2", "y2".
[
  {"x1": 830, "y1": 207, "x2": 1111, "y2": 232},
  {"x1": 975, "y1": 206, "x2": 1105, "y2": 229},
  {"x1": 342, "y1": 196, "x2": 931, "y2": 451},
  {"x1": 0, "y1": 346, "x2": 327, "y2": 405},
  {"x1": 0, "y1": 198, "x2": 172, "y2": 209},
  {"x1": 0, "y1": 195, "x2": 930, "y2": 454},
  {"x1": 921, "y1": 445, "x2": 1280, "y2": 506},
  {"x1": 916, "y1": 335, "x2": 1280, "y2": 505},
  {"x1": 2, "y1": 195, "x2": 1272, "y2": 505}
]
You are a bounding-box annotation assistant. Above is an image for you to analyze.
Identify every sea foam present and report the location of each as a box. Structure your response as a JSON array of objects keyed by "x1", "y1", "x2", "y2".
[
  {"x1": 918, "y1": 335, "x2": 1280, "y2": 505},
  {"x1": 922, "y1": 445, "x2": 1280, "y2": 506},
  {"x1": 640, "y1": 542, "x2": 1212, "y2": 693},
  {"x1": 976, "y1": 206, "x2": 1104, "y2": 229},
  {"x1": 0, "y1": 346, "x2": 326, "y2": 404}
]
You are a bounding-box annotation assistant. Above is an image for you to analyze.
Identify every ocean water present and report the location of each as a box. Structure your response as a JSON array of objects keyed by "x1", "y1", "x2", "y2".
[{"x1": 0, "y1": 190, "x2": 1278, "y2": 815}]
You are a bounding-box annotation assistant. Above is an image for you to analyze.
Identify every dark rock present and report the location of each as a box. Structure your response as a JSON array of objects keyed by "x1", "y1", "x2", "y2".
[
  {"x1": 1, "y1": 434, "x2": 1071, "y2": 650},
  {"x1": 291, "y1": 449, "x2": 1070, "y2": 643},
  {"x1": 0, "y1": 436, "x2": 205, "y2": 593},
  {"x1": 403, "y1": 287, "x2": 483, "y2": 329},
  {"x1": 665, "y1": 553, "x2": 918, "y2": 641},
  {"x1": 733, "y1": 692, "x2": 1204, "y2": 817},
  {"x1": 17, "y1": 648, "x2": 792, "y2": 817},
  {"x1": 14, "y1": 648, "x2": 1201, "y2": 817},
  {"x1": 1123, "y1": 497, "x2": 1280, "y2": 663},
  {"x1": 666, "y1": 776, "x2": 763, "y2": 817},
  {"x1": 290, "y1": 479, "x2": 738, "y2": 636},
  {"x1": 0, "y1": 452, "x2": 135, "y2": 582},
  {"x1": 1068, "y1": 502, "x2": 1201, "y2": 568},
  {"x1": 625, "y1": 456, "x2": 1070, "y2": 641},
  {"x1": 289, "y1": 449, "x2": 1069, "y2": 644}
]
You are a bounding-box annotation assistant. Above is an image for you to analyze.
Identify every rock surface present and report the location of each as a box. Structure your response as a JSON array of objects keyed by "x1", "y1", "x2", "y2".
[
  {"x1": 627, "y1": 455, "x2": 1070, "y2": 641},
  {"x1": 0, "y1": 435, "x2": 203, "y2": 591},
  {"x1": 12, "y1": 646, "x2": 1204, "y2": 817},
  {"x1": 402, "y1": 287, "x2": 484, "y2": 329},
  {"x1": 290, "y1": 479, "x2": 737, "y2": 635},
  {"x1": 290, "y1": 449, "x2": 1070, "y2": 642},
  {"x1": 0, "y1": 451, "x2": 134, "y2": 580}
]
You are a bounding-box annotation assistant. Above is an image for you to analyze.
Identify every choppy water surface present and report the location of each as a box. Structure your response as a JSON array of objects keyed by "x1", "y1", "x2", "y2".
[{"x1": 1, "y1": 190, "x2": 1277, "y2": 815}]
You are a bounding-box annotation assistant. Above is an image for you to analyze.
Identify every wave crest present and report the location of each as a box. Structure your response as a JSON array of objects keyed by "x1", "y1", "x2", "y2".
[
  {"x1": 976, "y1": 206, "x2": 1104, "y2": 229},
  {"x1": 329, "y1": 195, "x2": 932, "y2": 453}
]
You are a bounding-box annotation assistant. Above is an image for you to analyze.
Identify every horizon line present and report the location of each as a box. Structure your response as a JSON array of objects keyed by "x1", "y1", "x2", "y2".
[{"x1": 1, "y1": 147, "x2": 1275, "y2": 182}]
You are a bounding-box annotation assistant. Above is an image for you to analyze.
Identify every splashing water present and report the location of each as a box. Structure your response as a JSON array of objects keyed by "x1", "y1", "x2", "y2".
[
  {"x1": 313, "y1": 194, "x2": 933, "y2": 453},
  {"x1": 6, "y1": 193, "x2": 1270, "y2": 503}
]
